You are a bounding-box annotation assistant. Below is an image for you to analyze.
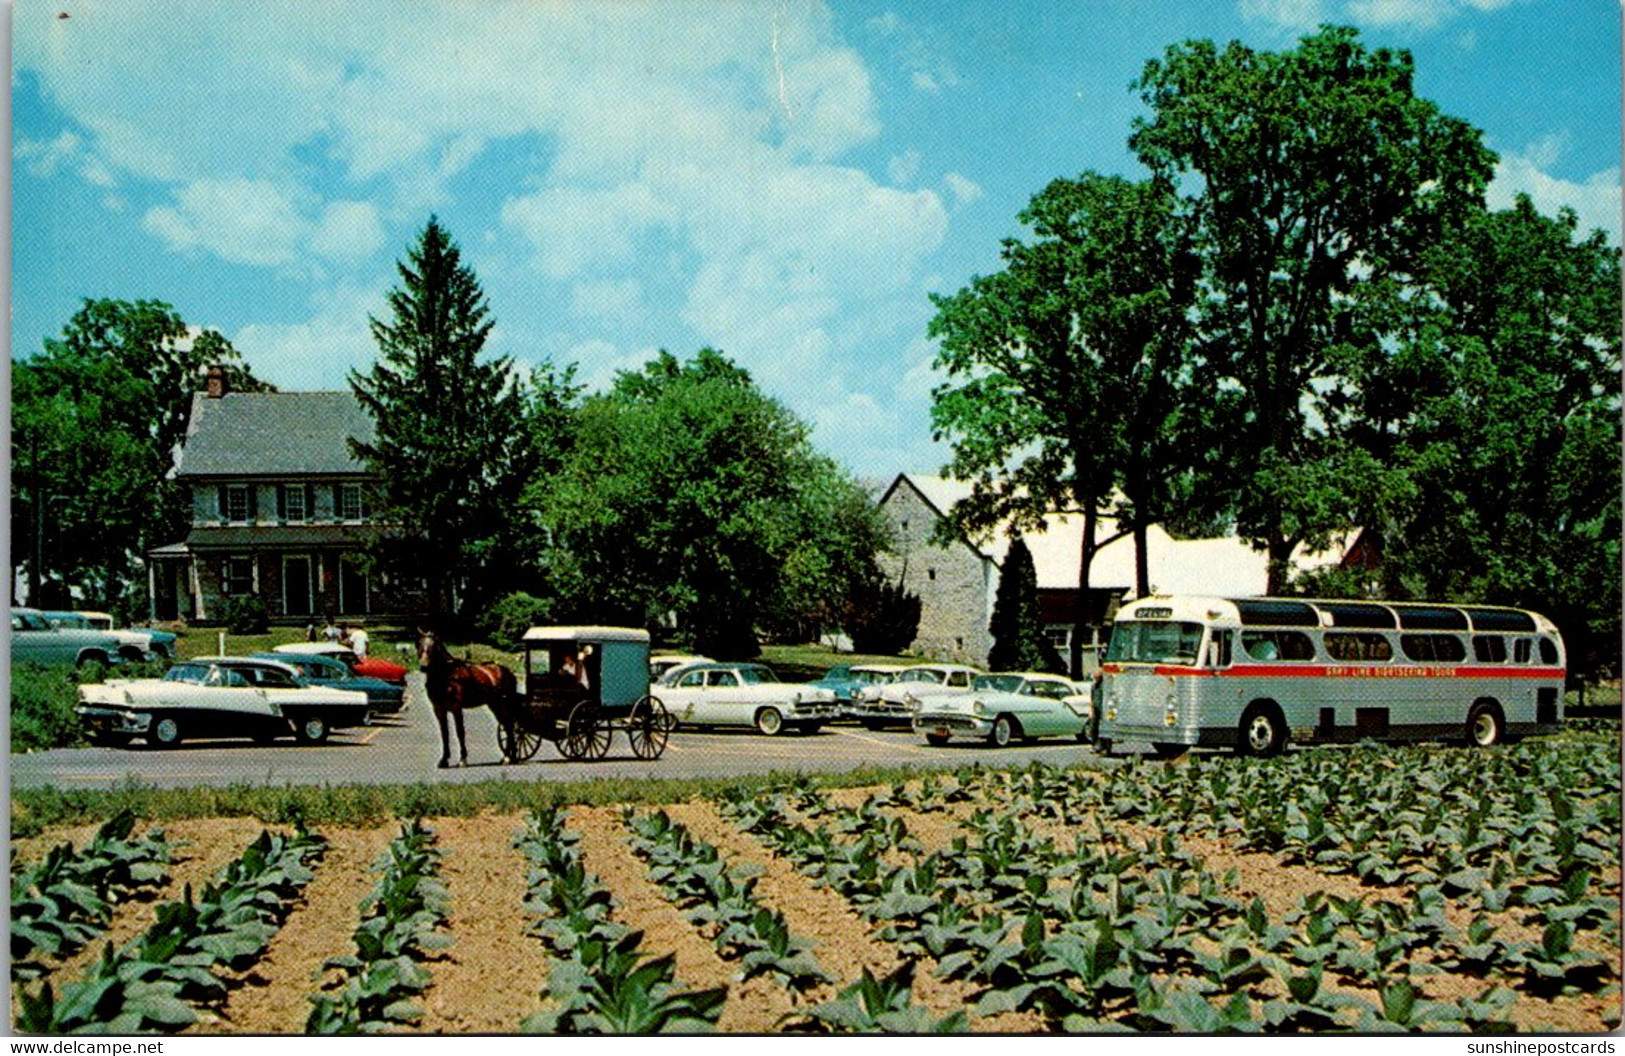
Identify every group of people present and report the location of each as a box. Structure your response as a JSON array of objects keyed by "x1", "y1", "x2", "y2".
[{"x1": 304, "y1": 615, "x2": 369, "y2": 659}]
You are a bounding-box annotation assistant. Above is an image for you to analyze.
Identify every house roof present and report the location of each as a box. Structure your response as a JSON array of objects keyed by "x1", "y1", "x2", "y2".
[
  {"x1": 180, "y1": 524, "x2": 385, "y2": 550},
  {"x1": 888, "y1": 472, "x2": 1357, "y2": 598},
  {"x1": 176, "y1": 392, "x2": 375, "y2": 477}
]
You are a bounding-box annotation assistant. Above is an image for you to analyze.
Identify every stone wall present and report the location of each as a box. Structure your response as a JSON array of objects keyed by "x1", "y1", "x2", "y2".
[{"x1": 877, "y1": 479, "x2": 995, "y2": 665}]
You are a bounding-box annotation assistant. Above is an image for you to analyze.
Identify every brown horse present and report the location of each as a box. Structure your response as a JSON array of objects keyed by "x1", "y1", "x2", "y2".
[{"x1": 416, "y1": 628, "x2": 518, "y2": 768}]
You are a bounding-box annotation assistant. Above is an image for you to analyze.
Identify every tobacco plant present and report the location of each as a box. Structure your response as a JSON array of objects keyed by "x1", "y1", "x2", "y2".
[
  {"x1": 307, "y1": 820, "x2": 450, "y2": 1034},
  {"x1": 18, "y1": 825, "x2": 324, "y2": 1034}
]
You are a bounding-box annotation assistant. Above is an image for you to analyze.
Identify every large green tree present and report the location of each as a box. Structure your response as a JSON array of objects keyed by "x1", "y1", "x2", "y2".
[
  {"x1": 12, "y1": 299, "x2": 266, "y2": 610},
  {"x1": 1365, "y1": 196, "x2": 1622, "y2": 675},
  {"x1": 1129, "y1": 25, "x2": 1496, "y2": 589},
  {"x1": 531, "y1": 349, "x2": 887, "y2": 658},
  {"x1": 349, "y1": 217, "x2": 550, "y2": 624},
  {"x1": 929, "y1": 172, "x2": 1197, "y2": 675}
]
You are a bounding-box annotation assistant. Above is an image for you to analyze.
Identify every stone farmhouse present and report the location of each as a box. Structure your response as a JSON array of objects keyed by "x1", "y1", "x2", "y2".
[
  {"x1": 147, "y1": 368, "x2": 424, "y2": 624},
  {"x1": 876, "y1": 472, "x2": 1370, "y2": 670}
]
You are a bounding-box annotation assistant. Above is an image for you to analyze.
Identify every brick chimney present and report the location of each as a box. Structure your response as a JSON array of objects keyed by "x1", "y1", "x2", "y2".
[{"x1": 205, "y1": 364, "x2": 229, "y2": 398}]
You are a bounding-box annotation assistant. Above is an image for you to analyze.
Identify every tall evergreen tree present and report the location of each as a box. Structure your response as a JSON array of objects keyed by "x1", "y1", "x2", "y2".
[
  {"x1": 986, "y1": 536, "x2": 1052, "y2": 672},
  {"x1": 350, "y1": 217, "x2": 540, "y2": 623}
]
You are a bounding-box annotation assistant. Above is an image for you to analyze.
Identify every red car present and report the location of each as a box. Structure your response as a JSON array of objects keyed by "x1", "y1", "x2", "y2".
[{"x1": 273, "y1": 642, "x2": 408, "y2": 684}]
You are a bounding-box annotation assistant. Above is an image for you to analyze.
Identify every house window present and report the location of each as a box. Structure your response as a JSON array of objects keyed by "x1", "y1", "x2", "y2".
[
  {"x1": 337, "y1": 484, "x2": 365, "y2": 521},
  {"x1": 927, "y1": 568, "x2": 937, "y2": 581},
  {"x1": 220, "y1": 485, "x2": 252, "y2": 523},
  {"x1": 221, "y1": 556, "x2": 255, "y2": 596},
  {"x1": 279, "y1": 484, "x2": 310, "y2": 522}
]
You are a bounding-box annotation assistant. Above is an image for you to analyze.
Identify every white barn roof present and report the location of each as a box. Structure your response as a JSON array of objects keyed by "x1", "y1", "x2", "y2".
[{"x1": 892, "y1": 472, "x2": 1355, "y2": 600}]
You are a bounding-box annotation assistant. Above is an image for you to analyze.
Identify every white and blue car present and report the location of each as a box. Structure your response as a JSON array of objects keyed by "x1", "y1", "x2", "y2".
[{"x1": 913, "y1": 672, "x2": 1093, "y2": 747}]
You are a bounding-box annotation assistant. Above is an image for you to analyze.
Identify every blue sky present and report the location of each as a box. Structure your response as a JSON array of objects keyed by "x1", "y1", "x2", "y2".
[{"x1": 12, "y1": 0, "x2": 1621, "y2": 480}]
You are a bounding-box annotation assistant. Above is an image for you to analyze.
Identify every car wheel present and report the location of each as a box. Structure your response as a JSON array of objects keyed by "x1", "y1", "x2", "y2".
[
  {"x1": 989, "y1": 714, "x2": 1015, "y2": 748},
  {"x1": 149, "y1": 716, "x2": 183, "y2": 747},
  {"x1": 925, "y1": 732, "x2": 950, "y2": 747},
  {"x1": 295, "y1": 715, "x2": 329, "y2": 744},
  {"x1": 755, "y1": 708, "x2": 785, "y2": 736}
]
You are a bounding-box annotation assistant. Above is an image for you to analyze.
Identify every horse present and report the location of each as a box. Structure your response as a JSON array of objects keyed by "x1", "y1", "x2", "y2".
[{"x1": 415, "y1": 628, "x2": 518, "y2": 768}]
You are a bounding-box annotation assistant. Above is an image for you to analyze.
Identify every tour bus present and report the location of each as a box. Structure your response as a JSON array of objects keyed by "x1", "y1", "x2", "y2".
[{"x1": 1093, "y1": 595, "x2": 1565, "y2": 758}]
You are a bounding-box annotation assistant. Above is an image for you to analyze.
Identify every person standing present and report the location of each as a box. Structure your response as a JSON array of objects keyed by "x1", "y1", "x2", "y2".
[{"x1": 347, "y1": 623, "x2": 370, "y2": 660}]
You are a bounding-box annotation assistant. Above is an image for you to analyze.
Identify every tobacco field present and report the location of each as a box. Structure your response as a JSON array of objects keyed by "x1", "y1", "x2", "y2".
[{"x1": 10, "y1": 733, "x2": 1622, "y2": 1035}]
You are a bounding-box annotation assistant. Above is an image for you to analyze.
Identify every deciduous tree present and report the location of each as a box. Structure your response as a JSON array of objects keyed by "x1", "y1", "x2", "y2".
[
  {"x1": 1129, "y1": 25, "x2": 1496, "y2": 589},
  {"x1": 12, "y1": 299, "x2": 266, "y2": 607}
]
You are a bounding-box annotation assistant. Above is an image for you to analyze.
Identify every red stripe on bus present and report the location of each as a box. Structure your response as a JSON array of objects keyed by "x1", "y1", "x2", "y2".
[{"x1": 1101, "y1": 662, "x2": 1565, "y2": 680}]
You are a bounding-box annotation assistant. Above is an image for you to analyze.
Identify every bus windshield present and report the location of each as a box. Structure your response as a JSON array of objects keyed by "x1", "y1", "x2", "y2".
[{"x1": 1107, "y1": 621, "x2": 1205, "y2": 665}]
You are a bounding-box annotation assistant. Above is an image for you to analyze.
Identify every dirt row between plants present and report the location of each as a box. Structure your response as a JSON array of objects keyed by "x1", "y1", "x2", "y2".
[{"x1": 13, "y1": 791, "x2": 1622, "y2": 1035}]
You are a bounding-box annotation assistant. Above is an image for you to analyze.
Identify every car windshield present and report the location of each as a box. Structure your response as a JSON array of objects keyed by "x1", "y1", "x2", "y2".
[
  {"x1": 851, "y1": 669, "x2": 896, "y2": 684},
  {"x1": 899, "y1": 668, "x2": 946, "y2": 683},
  {"x1": 163, "y1": 664, "x2": 211, "y2": 684},
  {"x1": 736, "y1": 665, "x2": 779, "y2": 685},
  {"x1": 1106, "y1": 621, "x2": 1206, "y2": 665},
  {"x1": 972, "y1": 674, "x2": 1024, "y2": 693}
]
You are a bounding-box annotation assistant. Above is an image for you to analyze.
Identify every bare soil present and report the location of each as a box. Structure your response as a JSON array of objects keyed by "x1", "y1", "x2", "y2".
[{"x1": 11, "y1": 782, "x2": 1620, "y2": 1035}]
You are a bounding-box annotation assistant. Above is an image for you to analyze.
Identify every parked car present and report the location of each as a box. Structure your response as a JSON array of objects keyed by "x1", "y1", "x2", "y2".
[
  {"x1": 75, "y1": 656, "x2": 372, "y2": 748},
  {"x1": 657, "y1": 662, "x2": 840, "y2": 735},
  {"x1": 651, "y1": 654, "x2": 712, "y2": 685},
  {"x1": 255, "y1": 651, "x2": 407, "y2": 714},
  {"x1": 914, "y1": 672, "x2": 1092, "y2": 747},
  {"x1": 42, "y1": 610, "x2": 170, "y2": 663},
  {"x1": 847, "y1": 662, "x2": 983, "y2": 728},
  {"x1": 272, "y1": 641, "x2": 409, "y2": 684},
  {"x1": 11, "y1": 607, "x2": 126, "y2": 669}
]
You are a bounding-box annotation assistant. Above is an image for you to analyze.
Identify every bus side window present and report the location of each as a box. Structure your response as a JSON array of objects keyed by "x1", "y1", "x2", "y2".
[
  {"x1": 1538, "y1": 638, "x2": 1559, "y2": 665},
  {"x1": 1208, "y1": 631, "x2": 1232, "y2": 668},
  {"x1": 1514, "y1": 638, "x2": 1533, "y2": 664},
  {"x1": 1473, "y1": 636, "x2": 1507, "y2": 663}
]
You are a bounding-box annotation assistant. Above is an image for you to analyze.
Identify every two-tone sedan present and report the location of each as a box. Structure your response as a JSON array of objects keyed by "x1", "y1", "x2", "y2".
[
  {"x1": 658, "y1": 662, "x2": 839, "y2": 735},
  {"x1": 913, "y1": 672, "x2": 1092, "y2": 748},
  {"x1": 256, "y1": 651, "x2": 407, "y2": 714},
  {"x1": 272, "y1": 641, "x2": 409, "y2": 684},
  {"x1": 847, "y1": 663, "x2": 983, "y2": 728},
  {"x1": 74, "y1": 656, "x2": 372, "y2": 748}
]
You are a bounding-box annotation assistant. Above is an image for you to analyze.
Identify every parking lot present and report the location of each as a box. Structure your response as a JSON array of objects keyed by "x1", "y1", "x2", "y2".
[{"x1": 9, "y1": 675, "x2": 1119, "y2": 791}]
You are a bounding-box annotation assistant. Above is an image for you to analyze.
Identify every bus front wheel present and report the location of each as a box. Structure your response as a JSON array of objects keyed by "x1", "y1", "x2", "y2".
[{"x1": 1236, "y1": 703, "x2": 1286, "y2": 758}]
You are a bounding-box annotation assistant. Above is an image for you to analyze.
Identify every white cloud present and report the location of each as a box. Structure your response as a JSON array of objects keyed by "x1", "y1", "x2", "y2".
[
  {"x1": 143, "y1": 178, "x2": 308, "y2": 267},
  {"x1": 230, "y1": 285, "x2": 385, "y2": 391},
  {"x1": 311, "y1": 201, "x2": 385, "y2": 263},
  {"x1": 1489, "y1": 147, "x2": 1622, "y2": 243},
  {"x1": 569, "y1": 279, "x2": 645, "y2": 322},
  {"x1": 1242, "y1": 0, "x2": 1522, "y2": 31},
  {"x1": 943, "y1": 173, "x2": 983, "y2": 208}
]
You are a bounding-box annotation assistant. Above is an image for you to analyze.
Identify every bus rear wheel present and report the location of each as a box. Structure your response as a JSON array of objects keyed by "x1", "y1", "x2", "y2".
[
  {"x1": 1236, "y1": 702, "x2": 1286, "y2": 758},
  {"x1": 1466, "y1": 701, "x2": 1506, "y2": 748}
]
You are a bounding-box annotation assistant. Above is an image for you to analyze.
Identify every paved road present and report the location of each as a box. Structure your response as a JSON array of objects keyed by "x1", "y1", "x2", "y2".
[{"x1": 10, "y1": 675, "x2": 1123, "y2": 791}]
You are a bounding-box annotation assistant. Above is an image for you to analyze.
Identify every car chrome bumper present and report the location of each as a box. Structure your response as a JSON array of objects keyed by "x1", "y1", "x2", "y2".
[
  {"x1": 913, "y1": 713, "x2": 990, "y2": 738},
  {"x1": 73, "y1": 705, "x2": 150, "y2": 733}
]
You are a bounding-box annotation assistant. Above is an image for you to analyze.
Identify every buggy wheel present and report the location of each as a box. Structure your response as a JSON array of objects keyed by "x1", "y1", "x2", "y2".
[
  {"x1": 563, "y1": 701, "x2": 611, "y2": 761},
  {"x1": 498, "y1": 717, "x2": 544, "y2": 762},
  {"x1": 627, "y1": 696, "x2": 670, "y2": 760}
]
